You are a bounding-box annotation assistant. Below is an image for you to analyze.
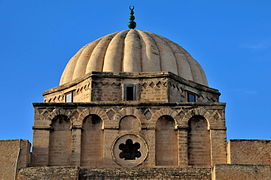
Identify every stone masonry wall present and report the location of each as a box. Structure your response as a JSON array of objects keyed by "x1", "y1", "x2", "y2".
[
  {"x1": 16, "y1": 165, "x2": 271, "y2": 180},
  {"x1": 227, "y1": 140, "x2": 271, "y2": 165},
  {"x1": 0, "y1": 140, "x2": 30, "y2": 180},
  {"x1": 188, "y1": 116, "x2": 211, "y2": 166},
  {"x1": 91, "y1": 75, "x2": 169, "y2": 102},
  {"x1": 43, "y1": 72, "x2": 220, "y2": 103},
  {"x1": 17, "y1": 167, "x2": 211, "y2": 180},
  {"x1": 155, "y1": 116, "x2": 178, "y2": 166},
  {"x1": 49, "y1": 115, "x2": 72, "y2": 166},
  {"x1": 17, "y1": 167, "x2": 79, "y2": 180},
  {"x1": 90, "y1": 72, "x2": 220, "y2": 103},
  {"x1": 32, "y1": 102, "x2": 227, "y2": 168},
  {"x1": 213, "y1": 164, "x2": 271, "y2": 180},
  {"x1": 79, "y1": 167, "x2": 211, "y2": 180},
  {"x1": 168, "y1": 78, "x2": 219, "y2": 103},
  {"x1": 139, "y1": 78, "x2": 168, "y2": 102},
  {"x1": 91, "y1": 77, "x2": 122, "y2": 101},
  {"x1": 43, "y1": 78, "x2": 91, "y2": 103}
]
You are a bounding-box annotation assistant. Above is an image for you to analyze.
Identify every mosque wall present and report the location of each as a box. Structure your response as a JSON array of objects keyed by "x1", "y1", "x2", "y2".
[
  {"x1": 43, "y1": 72, "x2": 220, "y2": 104},
  {"x1": 49, "y1": 115, "x2": 72, "y2": 166},
  {"x1": 169, "y1": 81, "x2": 183, "y2": 102},
  {"x1": 17, "y1": 167, "x2": 80, "y2": 180},
  {"x1": 90, "y1": 73, "x2": 170, "y2": 102},
  {"x1": 188, "y1": 116, "x2": 211, "y2": 166},
  {"x1": 31, "y1": 129, "x2": 50, "y2": 166},
  {"x1": 227, "y1": 140, "x2": 271, "y2": 165},
  {"x1": 155, "y1": 115, "x2": 178, "y2": 166},
  {"x1": 91, "y1": 78, "x2": 122, "y2": 101},
  {"x1": 80, "y1": 114, "x2": 103, "y2": 167},
  {"x1": 0, "y1": 140, "x2": 30, "y2": 180},
  {"x1": 213, "y1": 164, "x2": 271, "y2": 180},
  {"x1": 168, "y1": 78, "x2": 220, "y2": 103},
  {"x1": 43, "y1": 78, "x2": 91, "y2": 103},
  {"x1": 31, "y1": 102, "x2": 226, "y2": 168},
  {"x1": 17, "y1": 167, "x2": 212, "y2": 180},
  {"x1": 139, "y1": 78, "x2": 168, "y2": 102},
  {"x1": 16, "y1": 163, "x2": 271, "y2": 179}
]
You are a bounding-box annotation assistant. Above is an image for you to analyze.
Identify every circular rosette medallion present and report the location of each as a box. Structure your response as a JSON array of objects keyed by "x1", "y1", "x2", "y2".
[{"x1": 112, "y1": 134, "x2": 148, "y2": 167}]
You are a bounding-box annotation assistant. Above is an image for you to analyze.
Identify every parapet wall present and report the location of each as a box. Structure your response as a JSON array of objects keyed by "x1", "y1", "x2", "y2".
[
  {"x1": 213, "y1": 164, "x2": 271, "y2": 180},
  {"x1": 0, "y1": 139, "x2": 30, "y2": 180},
  {"x1": 16, "y1": 165, "x2": 271, "y2": 180},
  {"x1": 227, "y1": 139, "x2": 271, "y2": 165},
  {"x1": 17, "y1": 167, "x2": 79, "y2": 180},
  {"x1": 17, "y1": 167, "x2": 211, "y2": 180}
]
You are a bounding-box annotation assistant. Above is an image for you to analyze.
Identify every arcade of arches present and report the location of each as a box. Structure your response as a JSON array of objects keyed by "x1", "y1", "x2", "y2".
[{"x1": 36, "y1": 107, "x2": 219, "y2": 168}]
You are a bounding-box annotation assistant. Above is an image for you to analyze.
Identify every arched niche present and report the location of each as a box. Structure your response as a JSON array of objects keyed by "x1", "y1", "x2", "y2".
[
  {"x1": 155, "y1": 115, "x2": 178, "y2": 166},
  {"x1": 188, "y1": 115, "x2": 211, "y2": 166},
  {"x1": 49, "y1": 115, "x2": 71, "y2": 166},
  {"x1": 119, "y1": 115, "x2": 141, "y2": 131},
  {"x1": 80, "y1": 114, "x2": 103, "y2": 167}
]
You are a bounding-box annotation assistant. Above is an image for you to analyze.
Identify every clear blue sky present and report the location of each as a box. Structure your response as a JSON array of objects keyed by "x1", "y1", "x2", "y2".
[{"x1": 0, "y1": 0, "x2": 271, "y2": 142}]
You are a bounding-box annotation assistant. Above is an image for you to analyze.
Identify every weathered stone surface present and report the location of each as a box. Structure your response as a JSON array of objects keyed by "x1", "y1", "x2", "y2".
[
  {"x1": 17, "y1": 167, "x2": 79, "y2": 180},
  {"x1": 80, "y1": 167, "x2": 211, "y2": 180},
  {"x1": 44, "y1": 72, "x2": 219, "y2": 104},
  {"x1": 227, "y1": 140, "x2": 271, "y2": 165},
  {"x1": 31, "y1": 102, "x2": 226, "y2": 168},
  {"x1": 0, "y1": 140, "x2": 30, "y2": 180},
  {"x1": 17, "y1": 167, "x2": 211, "y2": 180},
  {"x1": 213, "y1": 164, "x2": 271, "y2": 180}
]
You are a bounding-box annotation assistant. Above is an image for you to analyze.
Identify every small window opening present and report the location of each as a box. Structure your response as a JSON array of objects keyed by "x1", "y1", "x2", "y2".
[
  {"x1": 188, "y1": 92, "x2": 196, "y2": 102},
  {"x1": 119, "y1": 139, "x2": 141, "y2": 160},
  {"x1": 126, "y1": 86, "x2": 134, "y2": 100},
  {"x1": 65, "y1": 92, "x2": 73, "y2": 103},
  {"x1": 124, "y1": 84, "x2": 137, "y2": 101}
]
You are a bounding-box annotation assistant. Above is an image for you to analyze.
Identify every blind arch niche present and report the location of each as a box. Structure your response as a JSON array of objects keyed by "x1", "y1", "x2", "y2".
[
  {"x1": 81, "y1": 114, "x2": 103, "y2": 167},
  {"x1": 188, "y1": 115, "x2": 211, "y2": 166},
  {"x1": 49, "y1": 115, "x2": 71, "y2": 166},
  {"x1": 155, "y1": 115, "x2": 178, "y2": 166}
]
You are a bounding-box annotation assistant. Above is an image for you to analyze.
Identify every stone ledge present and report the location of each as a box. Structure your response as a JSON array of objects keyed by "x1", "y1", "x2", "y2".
[
  {"x1": 230, "y1": 139, "x2": 271, "y2": 143},
  {"x1": 33, "y1": 102, "x2": 226, "y2": 107},
  {"x1": 0, "y1": 139, "x2": 29, "y2": 142},
  {"x1": 32, "y1": 126, "x2": 52, "y2": 130}
]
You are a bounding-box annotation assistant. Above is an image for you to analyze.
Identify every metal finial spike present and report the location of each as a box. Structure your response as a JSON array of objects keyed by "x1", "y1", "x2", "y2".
[{"x1": 128, "y1": 6, "x2": 136, "y2": 29}]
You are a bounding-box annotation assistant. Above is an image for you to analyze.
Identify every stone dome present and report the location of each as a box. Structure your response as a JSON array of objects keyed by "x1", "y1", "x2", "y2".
[{"x1": 60, "y1": 30, "x2": 208, "y2": 86}]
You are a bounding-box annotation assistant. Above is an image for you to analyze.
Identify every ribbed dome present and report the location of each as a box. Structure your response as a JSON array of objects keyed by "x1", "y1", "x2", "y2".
[{"x1": 60, "y1": 30, "x2": 208, "y2": 86}]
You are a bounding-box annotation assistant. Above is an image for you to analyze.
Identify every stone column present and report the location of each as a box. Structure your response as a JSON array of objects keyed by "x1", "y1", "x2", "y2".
[
  {"x1": 178, "y1": 128, "x2": 188, "y2": 167},
  {"x1": 31, "y1": 127, "x2": 51, "y2": 166},
  {"x1": 71, "y1": 126, "x2": 82, "y2": 166}
]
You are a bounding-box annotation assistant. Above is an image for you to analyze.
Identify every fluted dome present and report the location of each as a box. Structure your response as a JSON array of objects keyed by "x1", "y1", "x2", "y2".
[{"x1": 60, "y1": 30, "x2": 208, "y2": 86}]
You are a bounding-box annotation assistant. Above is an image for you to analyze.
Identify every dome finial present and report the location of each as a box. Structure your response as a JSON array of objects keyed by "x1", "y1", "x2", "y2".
[{"x1": 128, "y1": 6, "x2": 136, "y2": 29}]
